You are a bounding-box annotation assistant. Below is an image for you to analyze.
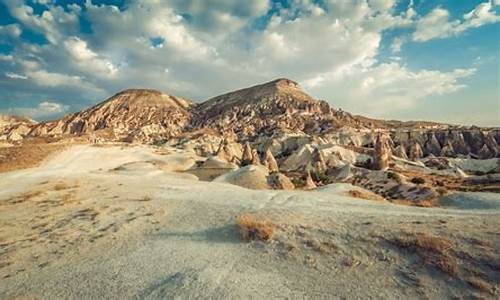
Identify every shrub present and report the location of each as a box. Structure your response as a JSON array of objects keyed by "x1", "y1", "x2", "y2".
[
  {"x1": 311, "y1": 170, "x2": 332, "y2": 185},
  {"x1": 237, "y1": 214, "x2": 275, "y2": 242},
  {"x1": 387, "y1": 172, "x2": 402, "y2": 183},
  {"x1": 410, "y1": 177, "x2": 426, "y2": 185}
]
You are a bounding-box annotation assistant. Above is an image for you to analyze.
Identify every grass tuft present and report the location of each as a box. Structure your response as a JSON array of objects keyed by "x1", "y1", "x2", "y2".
[{"x1": 237, "y1": 214, "x2": 275, "y2": 242}]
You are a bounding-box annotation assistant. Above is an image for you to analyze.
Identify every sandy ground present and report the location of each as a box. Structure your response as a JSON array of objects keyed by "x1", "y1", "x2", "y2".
[{"x1": 0, "y1": 145, "x2": 498, "y2": 299}]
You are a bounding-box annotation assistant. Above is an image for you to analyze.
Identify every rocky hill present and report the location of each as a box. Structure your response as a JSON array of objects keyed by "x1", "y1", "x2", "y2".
[
  {"x1": 0, "y1": 114, "x2": 37, "y2": 143},
  {"x1": 29, "y1": 89, "x2": 194, "y2": 143},
  {"x1": 191, "y1": 78, "x2": 364, "y2": 138},
  {"x1": 2, "y1": 78, "x2": 499, "y2": 159}
]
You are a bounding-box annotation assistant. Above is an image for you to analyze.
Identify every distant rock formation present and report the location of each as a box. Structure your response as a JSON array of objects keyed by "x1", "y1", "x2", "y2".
[{"x1": 372, "y1": 134, "x2": 391, "y2": 170}]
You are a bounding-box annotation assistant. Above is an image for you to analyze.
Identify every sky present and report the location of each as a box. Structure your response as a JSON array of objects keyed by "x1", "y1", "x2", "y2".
[{"x1": 0, "y1": 0, "x2": 498, "y2": 126}]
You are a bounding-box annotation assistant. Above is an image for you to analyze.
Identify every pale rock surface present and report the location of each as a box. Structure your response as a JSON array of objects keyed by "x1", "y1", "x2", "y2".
[{"x1": 213, "y1": 165, "x2": 271, "y2": 190}]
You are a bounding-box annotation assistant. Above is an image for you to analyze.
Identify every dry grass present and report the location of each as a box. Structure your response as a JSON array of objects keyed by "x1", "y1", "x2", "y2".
[
  {"x1": 237, "y1": 214, "x2": 275, "y2": 242},
  {"x1": 347, "y1": 190, "x2": 385, "y2": 202},
  {"x1": 0, "y1": 138, "x2": 69, "y2": 173},
  {"x1": 53, "y1": 182, "x2": 71, "y2": 191},
  {"x1": 390, "y1": 231, "x2": 459, "y2": 276}
]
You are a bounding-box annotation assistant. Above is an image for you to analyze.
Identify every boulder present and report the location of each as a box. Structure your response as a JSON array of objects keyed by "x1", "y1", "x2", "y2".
[
  {"x1": 267, "y1": 172, "x2": 295, "y2": 190},
  {"x1": 213, "y1": 165, "x2": 271, "y2": 189}
]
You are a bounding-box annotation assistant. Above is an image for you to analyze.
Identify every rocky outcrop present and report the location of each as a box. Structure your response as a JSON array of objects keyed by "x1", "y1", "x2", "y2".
[
  {"x1": 264, "y1": 148, "x2": 279, "y2": 173},
  {"x1": 0, "y1": 114, "x2": 37, "y2": 143},
  {"x1": 409, "y1": 141, "x2": 424, "y2": 161},
  {"x1": 393, "y1": 144, "x2": 409, "y2": 160},
  {"x1": 267, "y1": 173, "x2": 294, "y2": 190},
  {"x1": 372, "y1": 134, "x2": 391, "y2": 170},
  {"x1": 312, "y1": 147, "x2": 327, "y2": 172},
  {"x1": 30, "y1": 89, "x2": 193, "y2": 143},
  {"x1": 191, "y1": 78, "x2": 363, "y2": 139},
  {"x1": 304, "y1": 170, "x2": 317, "y2": 190}
]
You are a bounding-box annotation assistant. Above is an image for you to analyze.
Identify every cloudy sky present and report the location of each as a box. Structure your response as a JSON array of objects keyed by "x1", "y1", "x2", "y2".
[{"x1": 0, "y1": 0, "x2": 498, "y2": 126}]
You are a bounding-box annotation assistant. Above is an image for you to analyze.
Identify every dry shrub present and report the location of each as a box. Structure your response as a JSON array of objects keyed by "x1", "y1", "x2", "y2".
[
  {"x1": 347, "y1": 190, "x2": 385, "y2": 202},
  {"x1": 54, "y1": 182, "x2": 71, "y2": 191},
  {"x1": 391, "y1": 232, "x2": 459, "y2": 277},
  {"x1": 393, "y1": 232, "x2": 452, "y2": 254},
  {"x1": 237, "y1": 214, "x2": 275, "y2": 242}
]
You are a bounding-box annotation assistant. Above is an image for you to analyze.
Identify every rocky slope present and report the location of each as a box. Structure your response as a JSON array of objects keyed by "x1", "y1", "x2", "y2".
[
  {"x1": 4, "y1": 78, "x2": 499, "y2": 159},
  {"x1": 191, "y1": 78, "x2": 364, "y2": 139},
  {"x1": 0, "y1": 114, "x2": 37, "y2": 143},
  {"x1": 29, "y1": 89, "x2": 194, "y2": 142}
]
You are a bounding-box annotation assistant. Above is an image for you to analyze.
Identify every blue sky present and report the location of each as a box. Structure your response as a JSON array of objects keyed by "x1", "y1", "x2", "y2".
[{"x1": 0, "y1": 0, "x2": 498, "y2": 126}]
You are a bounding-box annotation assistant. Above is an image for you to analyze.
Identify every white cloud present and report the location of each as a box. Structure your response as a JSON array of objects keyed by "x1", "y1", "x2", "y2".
[
  {"x1": 4, "y1": 0, "x2": 80, "y2": 44},
  {"x1": 0, "y1": 0, "x2": 496, "y2": 124},
  {"x1": 308, "y1": 63, "x2": 476, "y2": 114},
  {"x1": 0, "y1": 23, "x2": 22, "y2": 39},
  {"x1": 9, "y1": 101, "x2": 68, "y2": 119},
  {"x1": 64, "y1": 37, "x2": 118, "y2": 77},
  {"x1": 413, "y1": 1, "x2": 500, "y2": 41},
  {"x1": 5, "y1": 72, "x2": 27, "y2": 79}
]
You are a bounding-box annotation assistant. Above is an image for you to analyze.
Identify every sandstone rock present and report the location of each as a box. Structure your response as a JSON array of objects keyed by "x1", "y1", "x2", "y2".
[
  {"x1": 267, "y1": 172, "x2": 294, "y2": 190},
  {"x1": 251, "y1": 148, "x2": 261, "y2": 165},
  {"x1": 213, "y1": 165, "x2": 270, "y2": 189},
  {"x1": 478, "y1": 144, "x2": 493, "y2": 160},
  {"x1": 372, "y1": 134, "x2": 391, "y2": 170},
  {"x1": 393, "y1": 144, "x2": 408, "y2": 160},
  {"x1": 440, "y1": 141, "x2": 456, "y2": 157},
  {"x1": 241, "y1": 141, "x2": 253, "y2": 166},
  {"x1": 312, "y1": 147, "x2": 327, "y2": 171},
  {"x1": 264, "y1": 148, "x2": 279, "y2": 173},
  {"x1": 409, "y1": 142, "x2": 424, "y2": 161},
  {"x1": 424, "y1": 133, "x2": 441, "y2": 156},
  {"x1": 304, "y1": 170, "x2": 317, "y2": 190}
]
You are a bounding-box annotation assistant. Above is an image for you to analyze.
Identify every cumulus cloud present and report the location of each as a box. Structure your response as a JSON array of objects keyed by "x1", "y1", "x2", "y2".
[
  {"x1": 413, "y1": 1, "x2": 500, "y2": 42},
  {"x1": 0, "y1": 0, "x2": 496, "y2": 123},
  {"x1": 64, "y1": 37, "x2": 118, "y2": 77},
  {"x1": 8, "y1": 101, "x2": 68, "y2": 120},
  {"x1": 307, "y1": 63, "x2": 476, "y2": 114}
]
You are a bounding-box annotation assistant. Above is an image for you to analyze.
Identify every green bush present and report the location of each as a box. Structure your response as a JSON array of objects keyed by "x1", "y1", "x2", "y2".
[{"x1": 410, "y1": 177, "x2": 426, "y2": 185}]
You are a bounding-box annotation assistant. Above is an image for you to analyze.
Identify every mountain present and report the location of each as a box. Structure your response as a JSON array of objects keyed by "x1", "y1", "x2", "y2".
[
  {"x1": 192, "y1": 78, "x2": 363, "y2": 138},
  {"x1": 4, "y1": 78, "x2": 499, "y2": 159},
  {"x1": 30, "y1": 89, "x2": 194, "y2": 142}
]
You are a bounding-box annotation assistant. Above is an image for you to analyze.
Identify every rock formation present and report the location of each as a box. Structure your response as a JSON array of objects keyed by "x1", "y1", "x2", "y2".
[
  {"x1": 393, "y1": 144, "x2": 408, "y2": 160},
  {"x1": 312, "y1": 147, "x2": 327, "y2": 171},
  {"x1": 409, "y1": 141, "x2": 424, "y2": 161},
  {"x1": 241, "y1": 142, "x2": 254, "y2": 166},
  {"x1": 264, "y1": 148, "x2": 279, "y2": 173},
  {"x1": 267, "y1": 173, "x2": 294, "y2": 190},
  {"x1": 372, "y1": 134, "x2": 391, "y2": 170},
  {"x1": 304, "y1": 170, "x2": 317, "y2": 190}
]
